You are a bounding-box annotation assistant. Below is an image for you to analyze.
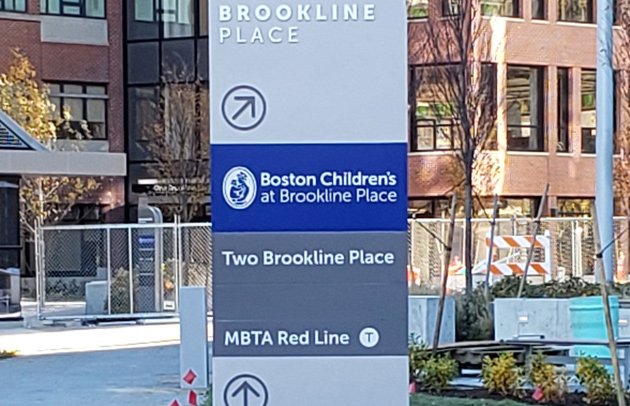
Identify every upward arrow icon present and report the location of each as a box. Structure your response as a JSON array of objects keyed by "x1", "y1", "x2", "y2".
[{"x1": 231, "y1": 380, "x2": 261, "y2": 406}]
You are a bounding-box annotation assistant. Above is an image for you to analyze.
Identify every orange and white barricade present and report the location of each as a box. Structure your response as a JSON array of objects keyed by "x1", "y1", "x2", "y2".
[{"x1": 449, "y1": 232, "x2": 552, "y2": 283}]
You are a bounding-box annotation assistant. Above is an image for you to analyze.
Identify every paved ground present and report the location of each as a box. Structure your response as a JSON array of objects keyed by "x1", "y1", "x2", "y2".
[{"x1": 0, "y1": 317, "x2": 212, "y2": 405}]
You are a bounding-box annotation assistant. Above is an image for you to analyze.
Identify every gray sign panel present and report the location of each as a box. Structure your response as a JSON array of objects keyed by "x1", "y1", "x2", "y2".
[
  {"x1": 213, "y1": 232, "x2": 407, "y2": 357},
  {"x1": 210, "y1": 0, "x2": 407, "y2": 144},
  {"x1": 215, "y1": 356, "x2": 408, "y2": 406}
]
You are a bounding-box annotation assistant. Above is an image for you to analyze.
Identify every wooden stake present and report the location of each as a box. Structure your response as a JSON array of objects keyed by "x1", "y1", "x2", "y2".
[
  {"x1": 484, "y1": 194, "x2": 500, "y2": 299},
  {"x1": 592, "y1": 204, "x2": 627, "y2": 406},
  {"x1": 433, "y1": 194, "x2": 457, "y2": 351},
  {"x1": 517, "y1": 183, "x2": 550, "y2": 298}
]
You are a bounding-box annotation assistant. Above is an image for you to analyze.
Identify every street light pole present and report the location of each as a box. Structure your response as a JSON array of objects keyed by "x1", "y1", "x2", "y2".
[{"x1": 596, "y1": 0, "x2": 615, "y2": 282}]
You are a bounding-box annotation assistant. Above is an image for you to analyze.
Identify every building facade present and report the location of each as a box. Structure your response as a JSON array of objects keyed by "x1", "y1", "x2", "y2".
[
  {"x1": 0, "y1": 0, "x2": 125, "y2": 222},
  {"x1": 408, "y1": 0, "x2": 627, "y2": 218},
  {"x1": 0, "y1": 1, "x2": 622, "y2": 222}
]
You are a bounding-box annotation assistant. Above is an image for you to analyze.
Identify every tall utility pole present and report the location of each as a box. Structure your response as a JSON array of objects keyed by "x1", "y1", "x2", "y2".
[{"x1": 596, "y1": 0, "x2": 615, "y2": 281}]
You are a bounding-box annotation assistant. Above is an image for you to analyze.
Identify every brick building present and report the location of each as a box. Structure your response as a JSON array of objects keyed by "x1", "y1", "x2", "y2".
[
  {"x1": 407, "y1": 0, "x2": 625, "y2": 218},
  {"x1": 0, "y1": 0, "x2": 125, "y2": 222},
  {"x1": 0, "y1": 1, "x2": 623, "y2": 222}
]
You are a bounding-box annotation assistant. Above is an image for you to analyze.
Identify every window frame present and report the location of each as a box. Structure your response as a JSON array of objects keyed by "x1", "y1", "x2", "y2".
[
  {"x1": 48, "y1": 82, "x2": 109, "y2": 140},
  {"x1": 506, "y1": 65, "x2": 546, "y2": 152},
  {"x1": 557, "y1": 0, "x2": 594, "y2": 23},
  {"x1": 557, "y1": 67, "x2": 570, "y2": 152},
  {"x1": 0, "y1": 0, "x2": 26, "y2": 13},
  {"x1": 40, "y1": 0, "x2": 106, "y2": 19},
  {"x1": 531, "y1": 0, "x2": 546, "y2": 19},
  {"x1": 580, "y1": 68, "x2": 596, "y2": 153},
  {"x1": 407, "y1": 0, "x2": 429, "y2": 19},
  {"x1": 442, "y1": 0, "x2": 521, "y2": 17}
]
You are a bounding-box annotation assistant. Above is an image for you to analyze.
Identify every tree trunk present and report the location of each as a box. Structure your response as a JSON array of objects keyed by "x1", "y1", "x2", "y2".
[{"x1": 464, "y1": 157, "x2": 474, "y2": 295}]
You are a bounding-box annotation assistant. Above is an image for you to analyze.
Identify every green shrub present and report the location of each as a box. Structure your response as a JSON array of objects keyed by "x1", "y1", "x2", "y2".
[
  {"x1": 409, "y1": 342, "x2": 431, "y2": 380},
  {"x1": 417, "y1": 355, "x2": 458, "y2": 393},
  {"x1": 0, "y1": 350, "x2": 17, "y2": 359},
  {"x1": 527, "y1": 352, "x2": 567, "y2": 403},
  {"x1": 455, "y1": 288, "x2": 494, "y2": 341},
  {"x1": 576, "y1": 356, "x2": 615, "y2": 404},
  {"x1": 481, "y1": 352, "x2": 524, "y2": 397},
  {"x1": 109, "y1": 268, "x2": 140, "y2": 314}
]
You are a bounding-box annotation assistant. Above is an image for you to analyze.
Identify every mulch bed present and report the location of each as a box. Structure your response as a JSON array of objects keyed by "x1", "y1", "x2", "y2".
[{"x1": 416, "y1": 388, "x2": 629, "y2": 406}]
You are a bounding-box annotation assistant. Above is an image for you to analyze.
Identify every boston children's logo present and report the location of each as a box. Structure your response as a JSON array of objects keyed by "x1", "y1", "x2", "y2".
[{"x1": 222, "y1": 166, "x2": 257, "y2": 209}]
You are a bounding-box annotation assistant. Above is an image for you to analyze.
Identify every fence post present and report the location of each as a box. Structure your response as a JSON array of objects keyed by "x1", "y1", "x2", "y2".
[
  {"x1": 106, "y1": 227, "x2": 112, "y2": 315},
  {"x1": 34, "y1": 220, "x2": 42, "y2": 318},
  {"x1": 175, "y1": 217, "x2": 181, "y2": 312},
  {"x1": 127, "y1": 226, "x2": 134, "y2": 315}
]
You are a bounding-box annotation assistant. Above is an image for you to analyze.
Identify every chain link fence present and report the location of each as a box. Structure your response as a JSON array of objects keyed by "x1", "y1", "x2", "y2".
[
  {"x1": 36, "y1": 217, "x2": 630, "y2": 319},
  {"x1": 409, "y1": 217, "x2": 630, "y2": 291},
  {"x1": 35, "y1": 222, "x2": 212, "y2": 321}
]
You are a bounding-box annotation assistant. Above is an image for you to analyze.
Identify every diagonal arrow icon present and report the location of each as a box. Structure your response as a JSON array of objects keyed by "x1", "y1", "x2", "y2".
[
  {"x1": 231, "y1": 380, "x2": 261, "y2": 406},
  {"x1": 231, "y1": 96, "x2": 256, "y2": 121}
]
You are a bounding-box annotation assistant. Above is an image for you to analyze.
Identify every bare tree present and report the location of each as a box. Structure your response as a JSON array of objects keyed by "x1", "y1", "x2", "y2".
[
  {"x1": 145, "y1": 66, "x2": 209, "y2": 222},
  {"x1": 409, "y1": 0, "x2": 498, "y2": 293}
]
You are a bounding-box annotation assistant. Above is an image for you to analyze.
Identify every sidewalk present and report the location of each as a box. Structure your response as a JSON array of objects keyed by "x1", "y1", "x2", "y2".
[{"x1": 0, "y1": 318, "x2": 212, "y2": 405}]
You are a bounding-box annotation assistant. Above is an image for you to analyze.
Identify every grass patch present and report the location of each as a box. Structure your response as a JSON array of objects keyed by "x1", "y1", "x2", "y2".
[
  {"x1": 411, "y1": 393, "x2": 526, "y2": 406},
  {"x1": 0, "y1": 350, "x2": 17, "y2": 359}
]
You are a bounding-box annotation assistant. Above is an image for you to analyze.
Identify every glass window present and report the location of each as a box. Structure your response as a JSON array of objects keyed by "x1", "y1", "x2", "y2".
[
  {"x1": 443, "y1": 0, "x2": 520, "y2": 16},
  {"x1": 162, "y1": 0, "x2": 194, "y2": 38},
  {"x1": 532, "y1": 0, "x2": 545, "y2": 19},
  {"x1": 557, "y1": 68, "x2": 570, "y2": 152},
  {"x1": 581, "y1": 69, "x2": 596, "y2": 153},
  {"x1": 127, "y1": 42, "x2": 160, "y2": 85},
  {"x1": 48, "y1": 83, "x2": 108, "y2": 140},
  {"x1": 558, "y1": 0, "x2": 594, "y2": 23},
  {"x1": 557, "y1": 198, "x2": 593, "y2": 217},
  {"x1": 41, "y1": 0, "x2": 105, "y2": 18},
  {"x1": 407, "y1": 0, "x2": 429, "y2": 18},
  {"x1": 0, "y1": 0, "x2": 26, "y2": 12},
  {"x1": 413, "y1": 67, "x2": 458, "y2": 151},
  {"x1": 199, "y1": 0, "x2": 208, "y2": 35},
  {"x1": 197, "y1": 38, "x2": 209, "y2": 80},
  {"x1": 128, "y1": 87, "x2": 159, "y2": 161},
  {"x1": 162, "y1": 39, "x2": 195, "y2": 77},
  {"x1": 411, "y1": 65, "x2": 496, "y2": 151},
  {"x1": 507, "y1": 66, "x2": 545, "y2": 151},
  {"x1": 128, "y1": 0, "x2": 159, "y2": 40},
  {"x1": 481, "y1": 0, "x2": 520, "y2": 17}
]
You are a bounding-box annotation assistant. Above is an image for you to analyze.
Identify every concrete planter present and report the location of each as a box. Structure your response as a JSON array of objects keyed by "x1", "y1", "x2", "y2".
[
  {"x1": 408, "y1": 295, "x2": 455, "y2": 346},
  {"x1": 494, "y1": 298, "x2": 630, "y2": 340}
]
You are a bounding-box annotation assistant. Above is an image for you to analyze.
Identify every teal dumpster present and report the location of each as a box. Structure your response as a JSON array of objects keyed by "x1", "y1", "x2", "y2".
[{"x1": 569, "y1": 296, "x2": 619, "y2": 358}]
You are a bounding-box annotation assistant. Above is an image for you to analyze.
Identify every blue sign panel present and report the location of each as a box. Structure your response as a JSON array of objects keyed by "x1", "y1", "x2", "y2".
[{"x1": 212, "y1": 143, "x2": 407, "y2": 232}]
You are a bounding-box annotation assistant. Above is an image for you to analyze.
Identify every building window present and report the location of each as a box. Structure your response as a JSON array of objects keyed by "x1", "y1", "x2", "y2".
[
  {"x1": 581, "y1": 69, "x2": 596, "y2": 153},
  {"x1": 162, "y1": 0, "x2": 194, "y2": 38},
  {"x1": 0, "y1": 0, "x2": 26, "y2": 12},
  {"x1": 532, "y1": 0, "x2": 545, "y2": 19},
  {"x1": 48, "y1": 83, "x2": 107, "y2": 140},
  {"x1": 557, "y1": 67, "x2": 570, "y2": 152},
  {"x1": 407, "y1": 0, "x2": 429, "y2": 18},
  {"x1": 411, "y1": 65, "x2": 496, "y2": 151},
  {"x1": 41, "y1": 0, "x2": 105, "y2": 18},
  {"x1": 481, "y1": 0, "x2": 520, "y2": 17},
  {"x1": 557, "y1": 198, "x2": 592, "y2": 216},
  {"x1": 558, "y1": 0, "x2": 594, "y2": 23},
  {"x1": 443, "y1": 0, "x2": 520, "y2": 17},
  {"x1": 507, "y1": 66, "x2": 545, "y2": 152}
]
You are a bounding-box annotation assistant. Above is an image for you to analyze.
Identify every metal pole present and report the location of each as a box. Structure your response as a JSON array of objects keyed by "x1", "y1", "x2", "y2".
[
  {"x1": 591, "y1": 205, "x2": 626, "y2": 406},
  {"x1": 106, "y1": 228, "x2": 112, "y2": 315},
  {"x1": 595, "y1": 0, "x2": 615, "y2": 281},
  {"x1": 484, "y1": 195, "x2": 500, "y2": 298},
  {"x1": 517, "y1": 184, "x2": 549, "y2": 298},
  {"x1": 433, "y1": 194, "x2": 457, "y2": 351},
  {"x1": 127, "y1": 227, "x2": 134, "y2": 315}
]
